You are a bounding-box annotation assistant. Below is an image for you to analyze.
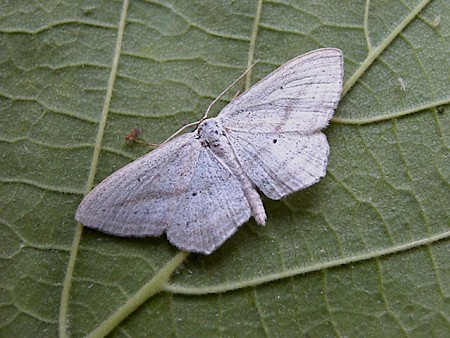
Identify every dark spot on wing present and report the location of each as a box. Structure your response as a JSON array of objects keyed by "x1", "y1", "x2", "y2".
[{"x1": 273, "y1": 139, "x2": 278, "y2": 144}]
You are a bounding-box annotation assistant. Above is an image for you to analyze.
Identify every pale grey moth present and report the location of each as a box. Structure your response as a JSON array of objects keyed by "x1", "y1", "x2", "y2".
[{"x1": 76, "y1": 48, "x2": 344, "y2": 254}]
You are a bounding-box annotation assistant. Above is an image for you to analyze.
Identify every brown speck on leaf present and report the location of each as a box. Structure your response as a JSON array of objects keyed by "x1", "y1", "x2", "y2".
[{"x1": 125, "y1": 127, "x2": 142, "y2": 141}]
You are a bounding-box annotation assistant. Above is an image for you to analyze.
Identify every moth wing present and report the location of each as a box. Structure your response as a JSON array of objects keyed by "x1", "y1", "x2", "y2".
[
  {"x1": 166, "y1": 148, "x2": 251, "y2": 254},
  {"x1": 76, "y1": 133, "x2": 203, "y2": 237},
  {"x1": 225, "y1": 130, "x2": 329, "y2": 200},
  {"x1": 219, "y1": 48, "x2": 343, "y2": 133},
  {"x1": 218, "y1": 48, "x2": 343, "y2": 199},
  {"x1": 76, "y1": 133, "x2": 251, "y2": 254}
]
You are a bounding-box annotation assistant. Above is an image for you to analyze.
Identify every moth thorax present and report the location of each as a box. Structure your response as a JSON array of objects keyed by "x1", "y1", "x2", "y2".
[{"x1": 198, "y1": 118, "x2": 225, "y2": 147}]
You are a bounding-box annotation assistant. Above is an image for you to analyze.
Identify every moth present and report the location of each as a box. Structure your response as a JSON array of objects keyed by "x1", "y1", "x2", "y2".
[{"x1": 76, "y1": 48, "x2": 344, "y2": 254}]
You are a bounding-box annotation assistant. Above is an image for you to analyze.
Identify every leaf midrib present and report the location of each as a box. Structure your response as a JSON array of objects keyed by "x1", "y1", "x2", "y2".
[{"x1": 164, "y1": 230, "x2": 450, "y2": 295}]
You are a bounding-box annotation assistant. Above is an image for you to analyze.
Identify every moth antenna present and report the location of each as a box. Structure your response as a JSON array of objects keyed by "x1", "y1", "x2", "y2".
[
  {"x1": 162, "y1": 60, "x2": 259, "y2": 145},
  {"x1": 203, "y1": 60, "x2": 259, "y2": 119}
]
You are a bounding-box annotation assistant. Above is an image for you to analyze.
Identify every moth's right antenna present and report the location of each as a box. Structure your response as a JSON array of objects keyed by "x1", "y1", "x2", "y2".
[
  {"x1": 163, "y1": 60, "x2": 259, "y2": 144},
  {"x1": 203, "y1": 60, "x2": 259, "y2": 119}
]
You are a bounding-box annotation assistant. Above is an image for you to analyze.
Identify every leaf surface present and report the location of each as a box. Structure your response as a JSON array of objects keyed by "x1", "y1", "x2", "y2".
[{"x1": 0, "y1": 0, "x2": 449, "y2": 337}]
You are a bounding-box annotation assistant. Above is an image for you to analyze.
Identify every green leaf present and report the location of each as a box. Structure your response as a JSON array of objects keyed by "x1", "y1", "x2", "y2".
[{"x1": 1, "y1": 0, "x2": 449, "y2": 337}]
